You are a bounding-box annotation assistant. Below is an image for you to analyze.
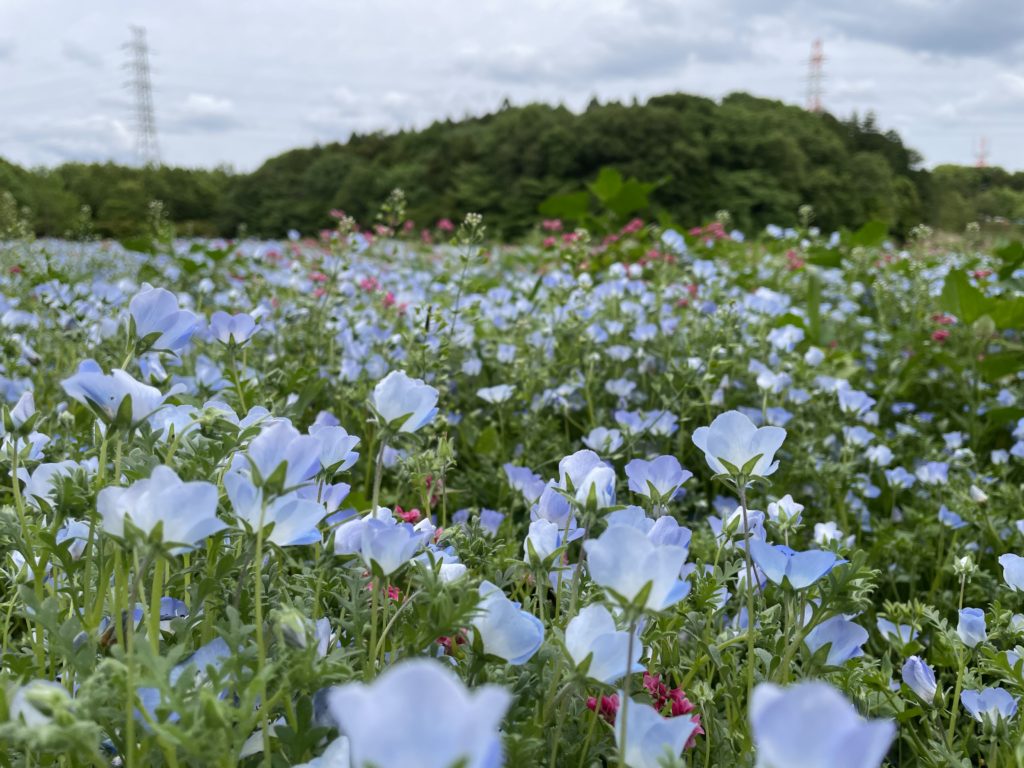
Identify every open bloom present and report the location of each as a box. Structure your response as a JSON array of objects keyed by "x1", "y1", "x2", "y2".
[
  {"x1": 998, "y1": 553, "x2": 1024, "y2": 592},
  {"x1": 209, "y1": 310, "x2": 257, "y2": 345},
  {"x1": 97, "y1": 466, "x2": 224, "y2": 551},
  {"x1": 565, "y1": 604, "x2": 644, "y2": 684},
  {"x1": 750, "y1": 681, "x2": 894, "y2": 768},
  {"x1": 130, "y1": 286, "x2": 199, "y2": 352},
  {"x1": 326, "y1": 659, "x2": 510, "y2": 768},
  {"x1": 961, "y1": 687, "x2": 1018, "y2": 724},
  {"x1": 308, "y1": 424, "x2": 360, "y2": 473},
  {"x1": 625, "y1": 455, "x2": 693, "y2": 502},
  {"x1": 584, "y1": 525, "x2": 690, "y2": 612},
  {"x1": 242, "y1": 421, "x2": 321, "y2": 488},
  {"x1": 224, "y1": 473, "x2": 326, "y2": 547},
  {"x1": 372, "y1": 370, "x2": 438, "y2": 433},
  {"x1": 804, "y1": 615, "x2": 868, "y2": 666},
  {"x1": 749, "y1": 541, "x2": 839, "y2": 589},
  {"x1": 471, "y1": 580, "x2": 544, "y2": 665},
  {"x1": 360, "y1": 517, "x2": 429, "y2": 575},
  {"x1": 615, "y1": 696, "x2": 701, "y2": 768},
  {"x1": 692, "y1": 410, "x2": 786, "y2": 478},
  {"x1": 62, "y1": 360, "x2": 172, "y2": 427}
]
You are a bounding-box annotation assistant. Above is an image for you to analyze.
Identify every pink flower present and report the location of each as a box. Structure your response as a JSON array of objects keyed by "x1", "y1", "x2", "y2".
[
  {"x1": 383, "y1": 291, "x2": 396, "y2": 308},
  {"x1": 621, "y1": 217, "x2": 644, "y2": 234},
  {"x1": 542, "y1": 237, "x2": 556, "y2": 248},
  {"x1": 586, "y1": 694, "x2": 619, "y2": 724},
  {"x1": 932, "y1": 329, "x2": 950, "y2": 342},
  {"x1": 359, "y1": 276, "x2": 380, "y2": 292},
  {"x1": 437, "y1": 218, "x2": 455, "y2": 232},
  {"x1": 542, "y1": 219, "x2": 563, "y2": 232}
]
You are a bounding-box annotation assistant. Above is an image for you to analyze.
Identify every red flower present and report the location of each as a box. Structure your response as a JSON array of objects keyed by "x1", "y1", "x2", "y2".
[{"x1": 932, "y1": 329, "x2": 950, "y2": 342}]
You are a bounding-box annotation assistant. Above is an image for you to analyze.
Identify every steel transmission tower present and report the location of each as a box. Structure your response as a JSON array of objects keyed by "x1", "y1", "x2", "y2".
[
  {"x1": 974, "y1": 136, "x2": 990, "y2": 168},
  {"x1": 806, "y1": 39, "x2": 825, "y2": 113},
  {"x1": 125, "y1": 26, "x2": 161, "y2": 166}
]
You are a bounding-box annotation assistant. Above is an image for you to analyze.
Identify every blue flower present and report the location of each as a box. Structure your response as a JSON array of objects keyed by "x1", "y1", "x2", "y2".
[
  {"x1": 360, "y1": 517, "x2": 428, "y2": 576},
  {"x1": 584, "y1": 525, "x2": 690, "y2": 612},
  {"x1": 62, "y1": 361, "x2": 174, "y2": 428},
  {"x1": 625, "y1": 455, "x2": 693, "y2": 502},
  {"x1": 471, "y1": 580, "x2": 544, "y2": 665},
  {"x1": 915, "y1": 461, "x2": 949, "y2": 485},
  {"x1": 326, "y1": 659, "x2": 510, "y2": 768},
  {"x1": 692, "y1": 410, "x2": 786, "y2": 478},
  {"x1": 308, "y1": 424, "x2": 360, "y2": 474},
  {"x1": 565, "y1": 604, "x2": 644, "y2": 684},
  {"x1": 876, "y1": 617, "x2": 918, "y2": 645},
  {"x1": 957, "y1": 608, "x2": 987, "y2": 647},
  {"x1": 961, "y1": 687, "x2": 1018, "y2": 724},
  {"x1": 241, "y1": 421, "x2": 321, "y2": 488},
  {"x1": 749, "y1": 540, "x2": 838, "y2": 589},
  {"x1": 804, "y1": 615, "x2": 868, "y2": 665},
  {"x1": 750, "y1": 681, "x2": 895, "y2": 768},
  {"x1": 998, "y1": 553, "x2": 1024, "y2": 592},
  {"x1": 372, "y1": 370, "x2": 439, "y2": 433},
  {"x1": 129, "y1": 286, "x2": 199, "y2": 352},
  {"x1": 97, "y1": 466, "x2": 224, "y2": 552},
  {"x1": 224, "y1": 473, "x2": 327, "y2": 547},
  {"x1": 938, "y1": 505, "x2": 967, "y2": 529},
  {"x1": 615, "y1": 695, "x2": 700, "y2": 768},
  {"x1": 208, "y1": 310, "x2": 257, "y2": 345},
  {"x1": 901, "y1": 656, "x2": 937, "y2": 703}
]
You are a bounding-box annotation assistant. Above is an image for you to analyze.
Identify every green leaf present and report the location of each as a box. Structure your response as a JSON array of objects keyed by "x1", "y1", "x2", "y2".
[
  {"x1": 586, "y1": 167, "x2": 623, "y2": 203},
  {"x1": 473, "y1": 425, "x2": 500, "y2": 456},
  {"x1": 940, "y1": 270, "x2": 992, "y2": 324},
  {"x1": 537, "y1": 191, "x2": 590, "y2": 221},
  {"x1": 804, "y1": 245, "x2": 843, "y2": 268},
  {"x1": 605, "y1": 179, "x2": 654, "y2": 219},
  {"x1": 978, "y1": 351, "x2": 1023, "y2": 381},
  {"x1": 991, "y1": 297, "x2": 1024, "y2": 329},
  {"x1": 850, "y1": 220, "x2": 888, "y2": 248}
]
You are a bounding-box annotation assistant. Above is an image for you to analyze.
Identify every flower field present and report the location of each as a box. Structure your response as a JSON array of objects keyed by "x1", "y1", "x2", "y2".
[{"x1": 1, "y1": 211, "x2": 1024, "y2": 767}]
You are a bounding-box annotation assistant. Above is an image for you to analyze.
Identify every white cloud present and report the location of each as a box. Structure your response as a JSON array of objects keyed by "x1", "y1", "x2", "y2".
[{"x1": 0, "y1": 0, "x2": 1020, "y2": 170}]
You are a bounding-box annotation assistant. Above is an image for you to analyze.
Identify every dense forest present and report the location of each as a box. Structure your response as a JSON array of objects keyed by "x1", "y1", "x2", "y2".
[{"x1": 2, "y1": 91, "x2": 1023, "y2": 240}]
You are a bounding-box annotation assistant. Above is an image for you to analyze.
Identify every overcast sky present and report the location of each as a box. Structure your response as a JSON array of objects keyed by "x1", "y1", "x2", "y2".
[{"x1": 1, "y1": 0, "x2": 1022, "y2": 171}]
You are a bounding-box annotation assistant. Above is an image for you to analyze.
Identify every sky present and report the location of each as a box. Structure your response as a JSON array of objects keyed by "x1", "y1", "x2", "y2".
[{"x1": 1, "y1": 0, "x2": 1022, "y2": 171}]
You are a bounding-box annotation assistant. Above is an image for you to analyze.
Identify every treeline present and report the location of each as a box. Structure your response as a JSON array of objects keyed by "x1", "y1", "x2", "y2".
[{"x1": 2, "y1": 91, "x2": 1023, "y2": 240}]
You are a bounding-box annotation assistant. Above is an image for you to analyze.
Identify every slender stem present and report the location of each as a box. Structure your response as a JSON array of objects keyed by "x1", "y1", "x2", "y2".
[
  {"x1": 148, "y1": 555, "x2": 164, "y2": 655},
  {"x1": 370, "y1": 436, "x2": 387, "y2": 513},
  {"x1": 946, "y1": 649, "x2": 966, "y2": 751},
  {"x1": 618, "y1": 617, "x2": 638, "y2": 768},
  {"x1": 577, "y1": 705, "x2": 599, "y2": 768},
  {"x1": 253, "y1": 505, "x2": 270, "y2": 767},
  {"x1": 736, "y1": 480, "x2": 757, "y2": 702},
  {"x1": 367, "y1": 580, "x2": 380, "y2": 681}
]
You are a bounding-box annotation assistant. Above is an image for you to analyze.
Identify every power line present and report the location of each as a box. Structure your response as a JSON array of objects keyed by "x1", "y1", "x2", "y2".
[{"x1": 124, "y1": 26, "x2": 161, "y2": 167}]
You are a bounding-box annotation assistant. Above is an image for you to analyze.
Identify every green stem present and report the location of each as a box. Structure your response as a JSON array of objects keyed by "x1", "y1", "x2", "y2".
[
  {"x1": 577, "y1": 705, "x2": 599, "y2": 768},
  {"x1": 367, "y1": 579, "x2": 380, "y2": 681},
  {"x1": 737, "y1": 481, "x2": 757, "y2": 702},
  {"x1": 370, "y1": 436, "x2": 387, "y2": 513},
  {"x1": 946, "y1": 650, "x2": 966, "y2": 751},
  {"x1": 253, "y1": 506, "x2": 270, "y2": 767},
  {"x1": 618, "y1": 617, "x2": 638, "y2": 768},
  {"x1": 148, "y1": 555, "x2": 164, "y2": 655}
]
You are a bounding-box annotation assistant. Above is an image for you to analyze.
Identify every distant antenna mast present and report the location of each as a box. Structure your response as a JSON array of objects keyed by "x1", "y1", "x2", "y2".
[
  {"x1": 806, "y1": 39, "x2": 825, "y2": 113},
  {"x1": 974, "y1": 136, "x2": 990, "y2": 168},
  {"x1": 125, "y1": 26, "x2": 161, "y2": 166}
]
